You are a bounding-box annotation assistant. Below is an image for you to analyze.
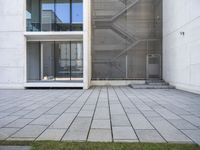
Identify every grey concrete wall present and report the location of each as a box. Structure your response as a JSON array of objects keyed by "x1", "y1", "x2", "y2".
[
  {"x1": 0, "y1": 0, "x2": 25, "y2": 88},
  {"x1": 163, "y1": 0, "x2": 200, "y2": 94}
]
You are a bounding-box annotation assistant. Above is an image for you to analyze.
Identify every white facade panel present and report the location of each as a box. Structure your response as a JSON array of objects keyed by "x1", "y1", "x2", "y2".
[
  {"x1": 0, "y1": 0, "x2": 25, "y2": 89},
  {"x1": 163, "y1": 0, "x2": 200, "y2": 94}
]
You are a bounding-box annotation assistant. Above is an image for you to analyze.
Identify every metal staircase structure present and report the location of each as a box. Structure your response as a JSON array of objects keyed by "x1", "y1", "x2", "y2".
[
  {"x1": 92, "y1": 0, "x2": 163, "y2": 80},
  {"x1": 93, "y1": 0, "x2": 139, "y2": 62}
]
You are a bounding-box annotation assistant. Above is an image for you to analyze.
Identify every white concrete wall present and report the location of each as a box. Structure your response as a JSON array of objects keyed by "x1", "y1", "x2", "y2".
[
  {"x1": 163, "y1": 0, "x2": 200, "y2": 94},
  {"x1": 0, "y1": 0, "x2": 26, "y2": 89}
]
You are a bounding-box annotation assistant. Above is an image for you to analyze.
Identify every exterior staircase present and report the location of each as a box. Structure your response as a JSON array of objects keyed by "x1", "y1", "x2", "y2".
[{"x1": 129, "y1": 80, "x2": 175, "y2": 89}]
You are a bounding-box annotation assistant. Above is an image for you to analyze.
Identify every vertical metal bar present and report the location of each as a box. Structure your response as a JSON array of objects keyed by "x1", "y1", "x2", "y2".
[
  {"x1": 39, "y1": 42, "x2": 41, "y2": 80},
  {"x1": 146, "y1": 40, "x2": 149, "y2": 80},
  {"x1": 40, "y1": 42, "x2": 44, "y2": 80},
  {"x1": 54, "y1": 41, "x2": 56, "y2": 81},
  {"x1": 54, "y1": 0, "x2": 56, "y2": 31},
  {"x1": 70, "y1": 41, "x2": 72, "y2": 80},
  {"x1": 39, "y1": 0, "x2": 41, "y2": 31},
  {"x1": 70, "y1": 0, "x2": 72, "y2": 31},
  {"x1": 126, "y1": 55, "x2": 128, "y2": 79}
]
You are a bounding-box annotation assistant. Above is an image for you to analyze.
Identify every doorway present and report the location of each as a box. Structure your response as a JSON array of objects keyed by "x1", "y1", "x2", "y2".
[{"x1": 146, "y1": 54, "x2": 161, "y2": 80}]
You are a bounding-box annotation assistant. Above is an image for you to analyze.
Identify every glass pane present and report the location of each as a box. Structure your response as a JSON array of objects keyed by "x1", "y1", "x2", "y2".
[
  {"x1": 26, "y1": 0, "x2": 40, "y2": 31},
  {"x1": 55, "y1": 42, "x2": 71, "y2": 80},
  {"x1": 41, "y1": 42, "x2": 55, "y2": 80},
  {"x1": 71, "y1": 42, "x2": 83, "y2": 79},
  {"x1": 41, "y1": 0, "x2": 55, "y2": 31},
  {"x1": 27, "y1": 42, "x2": 40, "y2": 81},
  {"x1": 72, "y1": 0, "x2": 83, "y2": 31},
  {"x1": 55, "y1": 0, "x2": 71, "y2": 31}
]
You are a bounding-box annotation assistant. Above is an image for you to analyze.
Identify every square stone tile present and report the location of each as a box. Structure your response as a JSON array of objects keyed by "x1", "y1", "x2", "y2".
[
  {"x1": 6, "y1": 119, "x2": 33, "y2": 128},
  {"x1": 113, "y1": 127, "x2": 137, "y2": 141},
  {"x1": 181, "y1": 115, "x2": 200, "y2": 127},
  {"x1": 136, "y1": 130, "x2": 165, "y2": 143},
  {"x1": 182, "y1": 129, "x2": 200, "y2": 145},
  {"x1": 78, "y1": 111, "x2": 93, "y2": 117},
  {"x1": 88, "y1": 129, "x2": 112, "y2": 142},
  {"x1": 68, "y1": 117, "x2": 91, "y2": 132},
  {"x1": 149, "y1": 117, "x2": 192, "y2": 143},
  {"x1": 50, "y1": 113, "x2": 76, "y2": 129},
  {"x1": 155, "y1": 108, "x2": 181, "y2": 120},
  {"x1": 111, "y1": 115, "x2": 130, "y2": 127},
  {"x1": 169, "y1": 119, "x2": 198, "y2": 130},
  {"x1": 11, "y1": 125, "x2": 47, "y2": 139},
  {"x1": 62, "y1": 117, "x2": 91, "y2": 141},
  {"x1": 110, "y1": 104, "x2": 125, "y2": 115},
  {"x1": 129, "y1": 114, "x2": 154, "y2": 129},
  {"x1": 0, "y1": 146, "x2": 30, "y2": 150},
  {"x1": 31, "y1": 115, "x2": 58, "y2": 126},
  {"x1": 0, "y1": 128, "x2": 19, "y2": 140},
  {"x1": 0, "y1": 116, "x2": 20, "y2": 127},
  {"x1": 94, "y1": 108, "x2": 110, "y2": 120},
  {"x1": 37, "y1": 129, "x2": 66, "y2": 141},
  {"x1": 91, "y1": 120, "x2": 110, "y2": 129},
  {"x1": 62, "y1": 131, "x2": 88, "y2": 141}
]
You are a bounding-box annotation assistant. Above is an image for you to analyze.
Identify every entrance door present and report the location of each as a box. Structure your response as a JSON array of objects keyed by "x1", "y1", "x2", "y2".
[{"x1": 146, "y1": 54, "x2": 161, "y2": 79}]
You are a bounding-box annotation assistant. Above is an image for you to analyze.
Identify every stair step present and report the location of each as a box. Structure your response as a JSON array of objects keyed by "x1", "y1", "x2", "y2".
[
  {"x1": 129, "y1": 84, "x2": 175, "y2": 89},
  {"x1": 147, "y1": 82, "x2": 169, "y2": 86}
]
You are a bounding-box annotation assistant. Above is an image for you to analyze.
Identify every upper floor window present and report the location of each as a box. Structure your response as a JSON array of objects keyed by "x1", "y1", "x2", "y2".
[{"x1": 26, "y1": 0, "x2": 83, "y2": 31}]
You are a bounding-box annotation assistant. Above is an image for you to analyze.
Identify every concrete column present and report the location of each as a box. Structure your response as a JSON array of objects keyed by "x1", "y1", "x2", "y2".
[{"x1": 83, "y1": 0, "x2": 92, "y2": 89}]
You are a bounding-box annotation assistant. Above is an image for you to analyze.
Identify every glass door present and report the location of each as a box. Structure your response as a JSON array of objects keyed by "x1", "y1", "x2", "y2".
[
  {"x1": 71, "y1": 42, "x2": 83, "y2": 80},
  {"x1": 55, "y1": 42, "x2": 71, "y2": 80},
  {"x1": 40, "y1": 41, "x2": 83, "y2": 81},
  {"x1": 41, "y1": 42, "x2": 55, "y2": 81}
]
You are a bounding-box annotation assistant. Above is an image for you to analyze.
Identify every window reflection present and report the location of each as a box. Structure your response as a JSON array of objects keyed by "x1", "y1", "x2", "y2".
[
  {"x1": 55, "y1": 0, "x2": 70, "y2": 31},
  {"x1": 72, "y1": 0, "x2": 83, "y2": 31},
  {"x1": 26, "y1": 0, "x2": 83, "y2": 31},
  {"x1": 41, "y1": 0, "x2": 55, "y2": 31}
]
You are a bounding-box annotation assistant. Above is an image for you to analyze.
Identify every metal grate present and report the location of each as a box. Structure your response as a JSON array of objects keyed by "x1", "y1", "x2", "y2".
[{"x1": 91, "y1": 0, "x2": 163, "y2": 80}]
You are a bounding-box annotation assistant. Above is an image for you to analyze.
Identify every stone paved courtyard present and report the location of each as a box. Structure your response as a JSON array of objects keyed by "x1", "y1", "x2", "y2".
[{"x1": 0, "y1": 86, "x2": 200, "y2": 144}]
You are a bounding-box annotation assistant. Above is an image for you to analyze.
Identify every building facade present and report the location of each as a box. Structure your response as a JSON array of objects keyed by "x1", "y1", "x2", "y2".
[{"x1": 0, "y1": 0, "x2": 200, "y2": 94}]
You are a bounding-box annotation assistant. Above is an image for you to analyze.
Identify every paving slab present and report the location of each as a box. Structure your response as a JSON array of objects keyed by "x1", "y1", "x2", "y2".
[
  {"x1": 11, "y1": 125, "x2": 47, "y2": 139},
  {"x1": 128, "y1": 114, "x2": 154, "y2": 130},
  {"x1": 0, "y1": 87, "x2": 200, "y2": 144},
  {"x1": 6, "y1": 119, "x2": 33, "y2": 128},
  {"x1": 182, "y1": 130, "x2": 200, "y2": 145},
  {"x1": 136, "y1": 129, "x2": 165, "y2": 143},
  {"x1": 37, "y1": 129, "x2": 66, "y2": 141},
  {"x1": 112, "y1": 127, "x2": 137, "y2": 141},
  {"x1": 91, "y1": 120, "x2": 110, "y2": 129},
  {"x1": 0, "y1": 146, "x2": 30, "y2": 150},
  {"x1": 111, "y1": 115, "x2": 130, "y2": 127},
  {"x1": 0, "y1": 128, "x2": 19, "y2": 140},
  {"x1": 88, "y1": 129, "x2": 112, "y2": 142}
]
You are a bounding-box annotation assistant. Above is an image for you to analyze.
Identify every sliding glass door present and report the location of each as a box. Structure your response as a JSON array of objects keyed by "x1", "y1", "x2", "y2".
[
  {"x1": 55, "y1": 42, "x2": 71, "y2": 80},
  {"x1": 71, "y1": 42, "x2": 83, "y2": 79},
  {"x1": 27, "y1": 41, "x2": 83, "y2": 82},
  {"x1": 41, "y1": 42, "x2": 55, "y2": 80}
]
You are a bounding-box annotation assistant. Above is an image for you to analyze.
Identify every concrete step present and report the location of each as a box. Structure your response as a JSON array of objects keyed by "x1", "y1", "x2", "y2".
[
  {"x1": 147, "y1": 82, "x2": 169, "y2": 86},
  {"x1": 129, "y1": 84, "x2": 175, "y2": 89}
]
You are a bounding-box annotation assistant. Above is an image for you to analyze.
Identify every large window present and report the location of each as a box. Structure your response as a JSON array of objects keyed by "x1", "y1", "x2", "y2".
[
  {"x1": 26, "y1": 0, "x2": 83, "y2": 31},
  {"x1": 27, "y1": 41, "x2": 83, "y2": 82}
]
